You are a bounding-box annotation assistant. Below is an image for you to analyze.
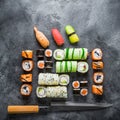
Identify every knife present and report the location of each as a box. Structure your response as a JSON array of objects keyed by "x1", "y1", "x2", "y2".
[{"x1": 8, "y1": 102, "x2": 112, "y2": 114}]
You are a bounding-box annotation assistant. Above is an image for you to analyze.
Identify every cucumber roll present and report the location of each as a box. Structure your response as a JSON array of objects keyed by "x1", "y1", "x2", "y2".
[
  {"x1": 71, "y1": 61, "x2": 77, "y2": 72},
  {"x1": 46, "y1": 86, "x2": 67, "y2": 98},
  {"x1": 77, "y1": 62, "x2": 89, "y2": 73},
  {"x1": 53, "y1": 49, "x2": 65, "y2": 60},
  {"x1": 59, "y1": 74, "x2": 70, "y2": 86},
  {"x1": 36, "y1": 87, "x2": 46, "y2": 98},
  {"x1": 67, "y1": 61, "x2": 72, "y2": 72},
  {"x1": 56, "y1": 62, "x2": 61, "y2": 73}
]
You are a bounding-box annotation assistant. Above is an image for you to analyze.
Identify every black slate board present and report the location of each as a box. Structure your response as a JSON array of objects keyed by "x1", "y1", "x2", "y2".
[{"x1": 0, "y1": 0, "x2": 120, "y2": 120}]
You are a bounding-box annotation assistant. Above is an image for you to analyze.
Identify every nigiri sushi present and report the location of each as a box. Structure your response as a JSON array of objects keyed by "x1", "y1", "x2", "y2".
[
  {"x1": 34, "y1": 26, "x2": 50, "y2": 48},
  {"x1": 92, "y1": 48, "x2": 103, "y2": 60},
  {"x1": 51, "y1": 28, "x2": 64, "y2": 46}
]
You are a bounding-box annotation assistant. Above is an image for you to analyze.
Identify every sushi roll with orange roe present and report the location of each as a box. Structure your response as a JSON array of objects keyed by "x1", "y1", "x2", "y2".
[
  {"x1": 20, "y1": 84, "x2": 32, "y2": 96},
  {"x1": 37, "y1": 61, "x2": 45, "y2": 69},
  {"x1": 80, "y1": 88, "x2": 88, "y2": 96},
  {"x1": 92, "y1": 48, "x2": 103, "y2": 60},
  {"x1": 45, "y1": 49, "x2": 52, "y2": 58},
  {"x1": 72, "y1": 81, "x2": 80, "y2": 95},
  {"x1": 92, "y1": 85, "x2": 103, "y2": 95}
]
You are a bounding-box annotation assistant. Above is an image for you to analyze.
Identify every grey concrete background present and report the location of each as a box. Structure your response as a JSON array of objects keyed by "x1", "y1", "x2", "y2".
[{"x1": 0, "y1": 0, "x2": 120, "y2": 120}]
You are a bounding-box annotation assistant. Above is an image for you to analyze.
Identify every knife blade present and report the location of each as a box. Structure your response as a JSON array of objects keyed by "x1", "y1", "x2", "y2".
[{"x1": 8, "y1": 102, "x2": 112, "y2": 114}]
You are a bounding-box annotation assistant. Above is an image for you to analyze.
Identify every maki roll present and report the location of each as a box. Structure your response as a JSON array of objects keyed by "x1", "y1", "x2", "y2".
[
  {"x1": 21, "y1": 50, "x2": 33, "y2": 59},
  {"x1": 92, "y1": 48, "x2": 103, "y2": 60},
  {"x1": 92, "y1": 61, "x2": 104, "y2": 70},
  {"x1": 65, "y1": 25, "x2": 80, "y2": 44},
  {"x1": 80, "y1": 80, "x2": 88, "y2": 87},
  {"x1": 20, "y1": 74, "x2": 32, "y2": 83},
  {"x1": 92, "y1": 85, "x2": 103, "y2": 95},
  {"x1": 45, "y1": 61, "x2": 53, "y2": 69},
  {"x1": 36, "y1": 87, "x2": 46, "y2": 98},
  {"x1": 93, "y1": 72, "x2": 104, "y2": 84},
  {"x1": 45, "y1": 49, "x2": 52, "y2": 57},
  {"x1": 22, "y1": 60, "x2": 34, "y2": 72},
  {"x1": 59, "y1": 74, "x2": 70, "y2": 86},
  {"x1": 36, "y1": 86, "x2": 67, "y2": 98},
  {"x1": 77, "y1": 62, "x2": 89, "y2": 73},
  {"x1": 73, "y1": 89, "x2": 80, "y2": 95},
  {"x1": 20, "y1": 84, "x2": 32, "y2": 96},
  {"x1": 80, "y1": 88, "x2": 88, "y2": 96},
  {"x1": 38, "y1": 73, "x2": 59, "y2": 85},
  {"x1": 46, "y1": 86, "x2": 67, "y2": 98},
  {"x1": 36, "y1": 49, "x2": 44, "y2": 58},
  {"x1": 72, "y1": 81, "x2": 80, "y2": 89},
  {"x1": 51, "y1": 28, "x2": 64, "y2": 46},
  {"x1": 37, "y1": 61, "x2": 45, "y2": 69},
  {"x1": 53, "y1": 49, "x2": 65, "y2": 60}
]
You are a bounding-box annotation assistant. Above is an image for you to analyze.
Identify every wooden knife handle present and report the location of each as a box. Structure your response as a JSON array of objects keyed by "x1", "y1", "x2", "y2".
[{"x1": 8, "y1": 105, "x2": 39, "y2": 114}]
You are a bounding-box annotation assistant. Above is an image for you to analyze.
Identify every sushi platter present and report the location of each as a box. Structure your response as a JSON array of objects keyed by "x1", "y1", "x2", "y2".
[{"x1": 7, "y1": 25, "x2": 112, "y2": 114}]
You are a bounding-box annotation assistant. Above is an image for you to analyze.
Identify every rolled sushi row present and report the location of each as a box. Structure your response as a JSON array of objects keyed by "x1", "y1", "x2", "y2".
[
  {"x1": 53, "y1": 48, "x2": 88, "y2": 60},
  {"x1": 38, "y1": 73, "x2": 69, "y2": 86},
  {"x1": 36, "y1": 86, "x2": 67, "y2": 98},
  {"x1": 56, "y1": 61, "x2": 89, "y2": 73}
]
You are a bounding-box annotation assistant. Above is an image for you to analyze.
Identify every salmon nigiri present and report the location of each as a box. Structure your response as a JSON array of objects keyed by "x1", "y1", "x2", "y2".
[{"x1": 34, "y1": 26, "x2": 50, "y2": 48}]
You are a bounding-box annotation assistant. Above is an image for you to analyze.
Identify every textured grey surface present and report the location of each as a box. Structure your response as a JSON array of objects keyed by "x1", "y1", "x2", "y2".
[{"x1": 0, "y1": 0, "x2": 120, "y2": 120}]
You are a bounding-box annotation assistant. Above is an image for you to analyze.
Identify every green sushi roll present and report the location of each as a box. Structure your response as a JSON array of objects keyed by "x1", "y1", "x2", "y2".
[
  {"x1": 56, "y1": 62, "x2": 61, "y2": 73},
  {"x1": 65, "y1": 25, "x2": 80, "y2": 44},
  {"x1": 77, "y1": 62, "x2": 89, "y2": 73},
  {"x1": 53, "y1": 49, "x2": 65, "y2": 60},
  {"x1": 67, "y1": 61, "x2": 72, "y2": 72},
  {"x1": 71, "y1": 61, "x2": 77, "y2": 72}
]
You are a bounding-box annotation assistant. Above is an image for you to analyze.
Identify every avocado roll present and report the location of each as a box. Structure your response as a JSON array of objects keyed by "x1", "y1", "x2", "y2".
[
  {"x1": 59, "y1": 74, "x2": 70, "y2": 86},
  {"x1": 36, "y1": 87, "x2": 46, "y2": 98}
]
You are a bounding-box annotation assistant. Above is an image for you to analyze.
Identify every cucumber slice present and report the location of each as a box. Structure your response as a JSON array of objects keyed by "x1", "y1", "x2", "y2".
[
  {"x1": 71, "y1": 61, "x2": 77, "y2": 72},
  {"x1": 78, "y1": 48, "x2": 83, "y2": 59},
  {"x1": 67, "y1": 61, "x2": 71, "y2": 72},
  {"x1": 72, "y1": 48, "x2": 75, "y2": 59},
  {"x1": 61, "y1": 61, "x2": 66, "y2": 73},
  {"x1": 83, "y1": 48, "x2": 88, "y2": 60},
  {"x1": 73, "y1": 48, "x2": 79, "y2": 60},
  {"x1": 65, "y1": 61, "x2": 67, "y2": 72},
  {"x1": 77, "y1": 62, "x2": 89, "y2": 73},
  {"x1": 81, "y1": 48, "x2": 84, "y2": 60},
  {"x1": 64, "y1": 48, "x2": 69, "y2": 60},
  {"x1": 53, "y1": 49, "x2": 65, "y2": 60},
  {"x1": 68, "y1": 48, "x2": 73, "y2": 60},
  {"x1": 56, "y1": 62, "x2": 61, "y2": 73}
]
